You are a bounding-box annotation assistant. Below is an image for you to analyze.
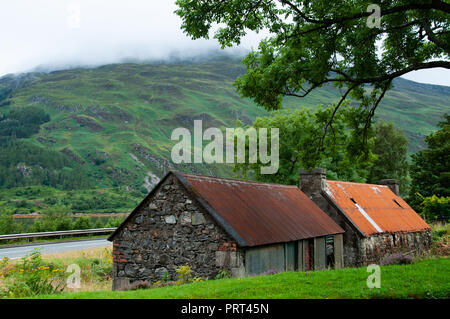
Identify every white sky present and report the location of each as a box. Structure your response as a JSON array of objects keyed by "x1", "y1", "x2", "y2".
[{"x1": 1, "y1": 0, "x2": 449, "y2": 86}]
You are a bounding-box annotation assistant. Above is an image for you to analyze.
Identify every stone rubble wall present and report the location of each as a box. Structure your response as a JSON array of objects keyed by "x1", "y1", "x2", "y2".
[
  {"x1": 360, "y1": 230, "x2": 432, "y2": 265},
  {"x1": 112, "y1": 174, "x2": 244, "y2": 290}
]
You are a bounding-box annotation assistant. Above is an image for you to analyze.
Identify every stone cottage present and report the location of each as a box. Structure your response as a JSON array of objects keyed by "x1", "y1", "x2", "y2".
[
  {"x1": 299, "y1": 168, "x2": 432, "y2": 267},
  {"x1": 108, "y1": 171, "x2": 345, "y2": 290}
]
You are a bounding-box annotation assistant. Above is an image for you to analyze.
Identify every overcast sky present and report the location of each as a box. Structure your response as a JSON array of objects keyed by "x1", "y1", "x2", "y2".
[{"x1": 1, "y1": 0, "x2": 449, "y2": 86}]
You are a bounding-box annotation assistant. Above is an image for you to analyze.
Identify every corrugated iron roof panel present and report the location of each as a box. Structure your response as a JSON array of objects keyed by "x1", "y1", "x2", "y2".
[
  {"x1": 181, "y1": 173, "x2": 344, "y2": 247},
  {"x1": 325, "y1": 181, "x2": 431, "y2": 236}
]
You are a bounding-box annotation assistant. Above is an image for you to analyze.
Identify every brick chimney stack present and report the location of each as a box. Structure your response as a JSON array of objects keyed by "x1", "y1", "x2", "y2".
[
  {"x1": 299, "y1": 168, "x2": 327, "y2": 196},
  {"x1": 378, "y1": 179, "x2": 400, "y2": 196}
]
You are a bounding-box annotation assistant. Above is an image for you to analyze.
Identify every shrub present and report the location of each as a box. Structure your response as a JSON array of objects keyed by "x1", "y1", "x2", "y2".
[
  {"x1": 0, "y1": 250, "x2": 66, "y2": 297},
  {"x1": 175, "y1": 264, "x2": 204, "y2": 285},
  {"x1": 72, "y1": 216, "x2": 93, "y2": 230},
  {"x1": 380, "y1": 253, "x2": 414, "y2": 266},
  {"x1": 31, "y1": 205, "x2": 73, "y2": 232},
  {"x1": 417, "y1": 195, "x2": 450, "y2": 222},
  {"x1": 0, "y1": 211, "x2": 23, "y2": 235},
  {"x1": 105, "y1": 216, "x2": 124, "y2": 228}
]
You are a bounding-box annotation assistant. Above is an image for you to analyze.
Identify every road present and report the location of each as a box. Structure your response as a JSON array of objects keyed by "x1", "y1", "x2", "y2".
[{"x1": 0, "y1": 239, "x2": 111, "y2": 260}]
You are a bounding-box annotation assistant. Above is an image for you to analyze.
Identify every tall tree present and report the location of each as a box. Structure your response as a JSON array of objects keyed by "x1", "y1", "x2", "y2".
[
  {"x1": 176, "y1": 0, "x2": 449, "y2": 148},
  {"x1": 367, "y1": 121, "x2": 409, "y2": 193},
  {"x1": 409, "y1": 114, "x2": 450, "y2": 200}
]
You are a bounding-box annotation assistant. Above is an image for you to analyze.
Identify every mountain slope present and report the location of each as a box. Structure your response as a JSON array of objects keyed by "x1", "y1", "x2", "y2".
[{"x1": 0, "y1": 56, "x2": 449, "y2": 193}]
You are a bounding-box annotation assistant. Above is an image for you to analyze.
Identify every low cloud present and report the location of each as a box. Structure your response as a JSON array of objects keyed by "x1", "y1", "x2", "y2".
[{"x1": 0, "y1": 0, "x2": 263, "y2": 76}]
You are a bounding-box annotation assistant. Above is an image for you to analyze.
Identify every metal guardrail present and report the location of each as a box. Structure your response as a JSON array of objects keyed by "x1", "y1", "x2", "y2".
[{"x1": 0, "y1": 228, "x2": 117, "y2": 241}]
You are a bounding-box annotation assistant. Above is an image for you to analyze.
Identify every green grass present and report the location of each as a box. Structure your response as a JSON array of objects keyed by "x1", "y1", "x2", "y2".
[{"x1": 35, "y1": 257, "x2": 449, "y2": 299}]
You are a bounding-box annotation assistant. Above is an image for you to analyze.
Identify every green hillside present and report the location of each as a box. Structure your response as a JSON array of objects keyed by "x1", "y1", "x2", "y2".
[{"x1": 0, "y1": 56, "x2": 448, "y2": 213}]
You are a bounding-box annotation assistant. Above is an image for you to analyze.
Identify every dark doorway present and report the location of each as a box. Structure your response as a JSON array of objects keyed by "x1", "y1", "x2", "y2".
[{"x1": 326, "y1": 235, "x2": 335, "y2": 268}]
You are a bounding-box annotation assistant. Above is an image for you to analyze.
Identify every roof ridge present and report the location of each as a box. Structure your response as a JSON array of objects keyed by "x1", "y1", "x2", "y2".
[
  {"x1": 327, "y1": 180, "x2": 389, "y2": 188},
  {"x1": 179, "y1": 172, "x2": 298, "y2": 188}
]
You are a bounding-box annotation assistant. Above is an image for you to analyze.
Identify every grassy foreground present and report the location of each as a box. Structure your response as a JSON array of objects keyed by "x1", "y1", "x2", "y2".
[{"x1": 38, "y1": 257, "x2": 449, "y2": 299}]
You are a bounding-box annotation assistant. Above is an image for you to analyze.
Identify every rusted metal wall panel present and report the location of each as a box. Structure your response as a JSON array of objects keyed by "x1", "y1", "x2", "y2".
[
  {"x1": 285, "y1": 242, "x2": 296, "y2": 271},
  {"x1": 182, "y1": 173, "x2": 344, "y2": 247},
  {"x1": 245, "y1": 244, "x2": 285, "y2": 275},
  {"x1": 334, "y1": 233, "x2": 344, "y2": 269},
  {"x1": 314, "y1": 237, "x2": 326, "y2": 270},
  {"x1": 297, "y1": 240, "x2": 304, "y2": 271}
]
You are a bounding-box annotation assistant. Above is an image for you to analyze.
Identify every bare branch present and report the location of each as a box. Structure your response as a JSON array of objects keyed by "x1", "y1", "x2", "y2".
[{"x1": 320, "y1": 83, "x2": 358, "y2": 149}]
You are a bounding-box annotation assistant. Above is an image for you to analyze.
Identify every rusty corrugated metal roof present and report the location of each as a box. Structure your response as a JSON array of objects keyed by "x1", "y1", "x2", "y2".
[
  {"x1": 180, "y1": 173, "x2": 344, "y2": 247},
  {"x1": 325, "y1": 181, "x2": 431, "y2": 237}
]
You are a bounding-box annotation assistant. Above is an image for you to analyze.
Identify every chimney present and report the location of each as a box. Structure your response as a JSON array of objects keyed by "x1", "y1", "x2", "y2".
[
  {"x1": 299, "y1": 168, "x2": 327, "y2": 196},
  {"x1": 378, "y1": 179, "x2": 399, "y2": 196}
]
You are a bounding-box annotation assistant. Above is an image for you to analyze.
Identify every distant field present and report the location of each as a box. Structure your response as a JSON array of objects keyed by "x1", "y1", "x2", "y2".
[{"x1": 35, "y1": 257, "x2": 449, "y2": 299}]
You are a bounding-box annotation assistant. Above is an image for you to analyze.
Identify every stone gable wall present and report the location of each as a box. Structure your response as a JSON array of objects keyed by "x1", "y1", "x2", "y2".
[{"x1": 112, "y1": 174, "x2": 244, "y2": 290}]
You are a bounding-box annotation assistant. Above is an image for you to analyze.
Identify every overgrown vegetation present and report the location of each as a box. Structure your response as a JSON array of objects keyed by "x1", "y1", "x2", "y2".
[
  {"x1": 430, "y1": 223, "x2": 450, "y2": 257},
  {"x1": 0, "y1": 251, "x2": 67, "y2": 298},
  {"x1": 0, "y1": 248, "x2": 113, "y2": 297}
]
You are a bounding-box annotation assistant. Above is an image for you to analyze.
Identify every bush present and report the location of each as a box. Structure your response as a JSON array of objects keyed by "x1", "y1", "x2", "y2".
[
  {"x1": 175, "y1": 264, "x2": 204, "y2": 285},
  {"x1": 0, "y1": 211, "x2": 23, "y2": 235},
  {"x1": 417, "y1": 194, "x2": 450, "y2": 222},
  {"x1": 72, "y1": 216, "x2": 93, "y2": 230},
  {"x1": 31, "y1": 205, "x2": 73, "y2": 232},
  {"x1": 430, "y1": 223, "x2": 449, "y2": 256},
  {"x1": 0, "y1": 250, "x2": 66, "y2": 297},
  {"x1": 380, "y1": 253, "x2": 414, "y2": 266},
  {"x1": 105, "y1": 216, "x2": 124, "y2": 228}
]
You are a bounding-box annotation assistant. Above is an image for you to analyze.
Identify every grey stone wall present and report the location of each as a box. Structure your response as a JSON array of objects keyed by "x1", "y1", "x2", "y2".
[
  {"x1": 112, "y1": 174, "x2": 244, "y2": 290},
  {"x1": 360, "y1": 230, "x2": 432, "y2": 264}
]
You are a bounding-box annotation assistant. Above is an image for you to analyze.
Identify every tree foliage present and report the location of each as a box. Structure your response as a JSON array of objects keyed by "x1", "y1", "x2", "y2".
[
  {"x1": 409, "y1": 114, "x2": 450, "y2": 214},
  {"x1": 0, "y1": 107, "x2": 50, "y2": 141},
  {"x1": 0, "y1": 140, "x2": 91, "y2": 190},
  {"x1": 176, "y1": 0, "x2": 449, "y2": 146},
  {"x1": 234, "y1": 104, "x2": 414, "y2": 188},
  {"x1": 367, "y1": 121, "x2": 409, "y2": 192},
  {"x1": 233, "y1": 103, "x2": 376, "y2": 185}
]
